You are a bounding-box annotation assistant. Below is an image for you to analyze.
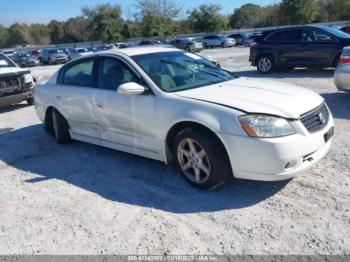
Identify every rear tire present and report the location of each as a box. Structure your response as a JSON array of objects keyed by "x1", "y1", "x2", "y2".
[
  {"x1": 203, "y1": 43, "x2": 208, "y2": 49},
  {"x1": 173, "y1": 128, "x2": 232, "y2": 190},
  {"x1": 257, "y1": 56, "x2": 275, "y2": 73},
  {"x1": 185, "y1": 46, "x2": 191, "y2": 52},
  {"x1": 52, "y1": 109, "x2": 71, "y2": 144}
]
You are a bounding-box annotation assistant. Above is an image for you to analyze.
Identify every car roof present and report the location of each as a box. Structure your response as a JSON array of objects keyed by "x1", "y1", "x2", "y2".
[{"x1": 98, "y1": 46, "x2": 180, "y2": 57}]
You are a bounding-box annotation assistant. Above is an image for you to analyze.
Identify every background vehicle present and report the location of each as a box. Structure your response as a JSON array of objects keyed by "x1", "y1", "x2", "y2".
[
  {"x1": 227, "y1": 33, "x2": 247, "y2": 45},
  {"x1": 170, "y1": 38, "x2": 203, "y2": 52},
  {"x1": 2, "y1": 50, "x2": 16, "y2": 59},
  {"x1": 67, "y1": 48, "x2": 94, "y2": 60},
  {"x1": 138, "y1": 39, "x2": 163, "y2": 46},
  {"x1": 0, "y1": 52, "x2": 35, "y2": 107},
  {"x1": 41, "y1": 48, "x2": 69, "y2": 65},
  {"x1": 250, "y1": 26, "x2": 350, "y2": 73},
  {"x1": 334, "y1": 46, "x2": 350, "y2": 92},
  {"x1": 340, "y1": 26, "x2": 350, "y2": 34},
  {"x1": 202, "y1": 35, "x2": 236, "y2": 48},
  {"x1": 35, "y1": 47, "x2": 333, "y2": 190},
  {"x1": 13, "y1": 53, "x2": 40, "y2": 67}
]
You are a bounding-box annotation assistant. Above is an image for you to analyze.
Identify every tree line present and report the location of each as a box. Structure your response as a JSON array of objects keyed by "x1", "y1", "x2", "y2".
[{"x1": 0, "y1": 0, "x2": 349, "y2": 48}]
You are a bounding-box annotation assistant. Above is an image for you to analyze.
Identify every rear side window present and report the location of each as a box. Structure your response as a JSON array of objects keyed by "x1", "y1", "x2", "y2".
[
  {"x1": 267, "y1": 30, "x2": 300, "y2": 42},
  {"x1": 62, "y1": 59, "x2": 94, "y2": 87}
]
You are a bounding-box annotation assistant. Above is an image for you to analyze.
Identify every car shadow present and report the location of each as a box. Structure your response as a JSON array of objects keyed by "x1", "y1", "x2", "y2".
[
  {"x1": 0, "y1": 124, "x2": 290, "y2": 213},
  {"x1": 0, "y1": 103, "x2": 31, "y2": 114},
  {"x1": 236, "y1": 68, "x2": 334, "y2": 79},
  {"x1": 321, "y1": 92, "x2": 350, "y2": 120}
]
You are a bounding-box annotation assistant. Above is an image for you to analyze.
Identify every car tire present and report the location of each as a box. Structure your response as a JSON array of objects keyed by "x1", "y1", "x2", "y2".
[
  {"x1": 52, "y1": 109, "x2": 71, "y2": 144},
  {"x1": 173, "y1": 128, "x2": 232, "y2": 190},
  {"x1": 185, "y1": 46, "x2": 191, "y2": 52},
  {"x1": 26, "y1": 97, "x2": 34, "y2": 105},
  {"x1": 221, "y1": 42, "x2": 227, "y2": 48},
  {"x1": 257, "y1": 56, "x2": 275, "y2": 73},
  {"x1": 203, "y1": 43, "x2": 208, "y2": 49}
]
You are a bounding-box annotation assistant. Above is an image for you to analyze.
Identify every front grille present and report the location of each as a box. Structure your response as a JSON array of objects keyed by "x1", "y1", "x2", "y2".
[
  {"x1": 300, "y1": 103, "x2": 329, "y2": 133},
  {"x1": 0, "y1": 75, "x2": 23, "y2": 97}
]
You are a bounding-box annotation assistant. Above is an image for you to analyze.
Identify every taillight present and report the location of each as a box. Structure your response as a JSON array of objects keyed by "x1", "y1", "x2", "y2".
[{"x1": 340, "y1": 55, "x2": 350, "y2": 64}]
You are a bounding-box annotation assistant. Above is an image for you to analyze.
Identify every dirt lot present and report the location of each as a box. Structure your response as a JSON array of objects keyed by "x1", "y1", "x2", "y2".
[{"x1": 0, "y1": 47, "x2": 349, "y2": 255}]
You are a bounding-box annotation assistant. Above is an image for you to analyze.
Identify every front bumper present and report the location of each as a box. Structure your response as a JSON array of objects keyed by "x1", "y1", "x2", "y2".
[
  {"x1": 220, "y1": 116, "x2": 334, "y2": 181},
  {"x1": 0, "y1": 89, "x2": 34, "y2": 107}
]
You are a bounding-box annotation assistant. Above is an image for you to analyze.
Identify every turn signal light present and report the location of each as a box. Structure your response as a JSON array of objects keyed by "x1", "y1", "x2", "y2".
[{"x1": 340, "y1": 55, "x2": 350, "y2": 64}]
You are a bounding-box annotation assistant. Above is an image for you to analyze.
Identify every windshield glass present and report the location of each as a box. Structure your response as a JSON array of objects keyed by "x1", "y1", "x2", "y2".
[
  {"x1": 132, "y1": 51, "x2": 234, "y2": 92},
  {"x1": 0, "y1": 53, "x2": 16, "y2": 68},
  {"x1": 48, "y1": 49, "x2": 62, "y2": 54},
  {"x1": 319, "y1": 26, "x2": 350, "y2": 39}
]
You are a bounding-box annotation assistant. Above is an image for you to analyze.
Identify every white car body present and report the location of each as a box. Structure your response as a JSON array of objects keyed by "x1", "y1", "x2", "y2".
[{"x1": 35, "y1": 47, "x2": 334, "y2": 182}]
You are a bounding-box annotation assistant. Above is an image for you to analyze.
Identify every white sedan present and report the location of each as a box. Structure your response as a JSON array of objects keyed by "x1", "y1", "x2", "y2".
[{"x1": 35, "y1": 47, "x2": 334, "y2": 189}]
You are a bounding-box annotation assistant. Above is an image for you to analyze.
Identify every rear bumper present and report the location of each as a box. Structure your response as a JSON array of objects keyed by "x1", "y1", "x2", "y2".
[
  {"x1": 220, "y1": 116, "x2": 334, "y2": 181},
  {"x1": 0, "y1": 89, "x2": 34, "y2": 107},
  {"x1": 334, "y1": 66, "x2": 350, "y2": 91}
]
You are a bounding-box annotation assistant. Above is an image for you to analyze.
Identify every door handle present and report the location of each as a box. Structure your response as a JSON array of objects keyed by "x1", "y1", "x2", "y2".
[
  {"x1": 96, "y1": 103, "x2": 103, "y2": 108},
  {"x1": 56, "y1": 95, "x2": 61, "y2": 99}
]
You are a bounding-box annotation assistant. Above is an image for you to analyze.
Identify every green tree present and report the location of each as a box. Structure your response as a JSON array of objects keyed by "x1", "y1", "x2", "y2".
[
  {"x1": 64, "y1": 16, "x2": 89, "y2": 42},
  {"x1": 48, "y1": 20, "x2": 65, "y2": 44},
  {"x1": 29, "y1": 23, "x2": 50, "y2": 45},
  {"x1": 6, "y1": 23, "x2": 31, "y2": 47},
  {"x1": 136, "y1": 0, "x2": 180, "y2": 38},
  {"x1": 82, "y1": 3, "x2": 123, "y2": 42},
  {"x1": 229, "y1": 4, "x2": 262, "y2": 29},
  {"x1": 280, "y1": 0, "x2": 320, "y2": 24},
  {"x1": 328, "y1": 0, "x2": 350, "y2": 20},
  {"x1": 0, "y1": 25, "x2": 7, "y2": 48},
  {"x1": 188, "y1": 4, "x2": 227, "y2": 33}
]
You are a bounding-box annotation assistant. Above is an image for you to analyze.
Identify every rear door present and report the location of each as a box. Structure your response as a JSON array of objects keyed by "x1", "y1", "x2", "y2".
[
  {"x1": 300, "y1": 28, "x2": 340, "y2": 67},
  {"x1": 55, "y1": 57, "x2": 98, "y2": 138}
]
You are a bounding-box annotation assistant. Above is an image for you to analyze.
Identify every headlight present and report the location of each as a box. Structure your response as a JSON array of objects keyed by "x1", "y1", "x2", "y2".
[
  {"x1": 23, "y1": 73, "x2": 33, "y2": 84},
  {"x1": 239, "y1": 114, "x2": 296, "y2": 138}
]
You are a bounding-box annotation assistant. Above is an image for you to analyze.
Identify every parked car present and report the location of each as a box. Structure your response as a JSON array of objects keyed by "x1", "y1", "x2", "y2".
[
  {"x1": 227, "y1": 33, "x2": 247, "y2": 45},
  {"x1": 170, "y1": 38, "x2": 203, "y2": 52},
  {"x1": 334, "y1": 46, "x2": 350, "y2": 92},
  {"x1": 138, "y1": 39, "x2": 163, "y2": 46},
  {"x1": 41, "y1": 48, "x2": 69, "y2": 65},
  {"x1": 0, "y1": 52, "x2": 35, "y2": 107},
  {"x1": 1, "y1": 49, "x2": 16, "y2": 59},
  {"x1": 35, "y1": 47, "x2": 334, "y2": 189},
  {"x1": 13, "y1": 53, "x2": 40, "y2": 67},
  {"x1": 250, "y1": 26, "x2": 350, "y2": 73},
  {"x1": 340, "y1": 26, "x2": 350, "y2": 34},
  {"x1": 202, "y1": 35, "x2": 236, "y2": 48},
  {"x1": 67, "y1": 48, "x2": 94, "y2": 60}
]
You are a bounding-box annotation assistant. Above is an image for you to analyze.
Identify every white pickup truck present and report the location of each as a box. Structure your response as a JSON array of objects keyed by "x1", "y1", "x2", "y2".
[{"x1": 0, "y1": 52, "x2": 35, "y2": 107}]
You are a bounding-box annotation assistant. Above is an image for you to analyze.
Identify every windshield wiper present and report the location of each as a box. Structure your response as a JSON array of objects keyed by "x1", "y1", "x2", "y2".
[{"x1": 183, "y1": 59, "x2": 234, "y2": 80}]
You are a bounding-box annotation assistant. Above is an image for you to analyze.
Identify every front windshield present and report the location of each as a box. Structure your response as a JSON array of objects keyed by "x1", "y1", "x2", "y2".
[
  {"x1": 319, "y1": 26, "x2": 350, "y2": 39},
  {"x1": 0, "y1": 53, "x2": 16, "y2": 68},
  {"x1": 48, "y1": 49, "x2": 61, "y2": 54},
  {"x1": 132, "y1": 51, "x2": 234, "y2": 92}
]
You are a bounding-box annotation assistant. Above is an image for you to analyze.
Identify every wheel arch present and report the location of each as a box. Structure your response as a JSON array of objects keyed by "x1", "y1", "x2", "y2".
[
  {"x1": 165, "y1": 121, "x2": 231, "y2": 169},
  {"x1": 44, "y1": 106, "x2": 70, "y2": 134}
]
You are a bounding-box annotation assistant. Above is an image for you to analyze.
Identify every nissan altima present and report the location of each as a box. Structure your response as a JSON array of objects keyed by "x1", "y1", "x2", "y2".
[{"x1": 35, "y1": 47, "x2": 334, "y2": 189}]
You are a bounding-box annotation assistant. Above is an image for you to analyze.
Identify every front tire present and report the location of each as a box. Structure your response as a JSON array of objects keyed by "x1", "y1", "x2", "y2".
[
  {"x1": 26, "y1": 97, "x2": 34, "y2": 105},
  {"x1": 257, "y1": 56, "x2": 275, "y2": 73},
  {"x1": 52, "y1": 109, "x2": 71, "y2": 144},
  {"x1": 173, "y1": 128, "x2": 232, "y2": 190}
]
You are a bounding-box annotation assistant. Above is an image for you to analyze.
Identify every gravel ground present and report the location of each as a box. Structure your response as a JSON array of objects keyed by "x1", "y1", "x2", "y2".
[{"x1": 0, "y1": 47, "x2": 349, "y2": 255}]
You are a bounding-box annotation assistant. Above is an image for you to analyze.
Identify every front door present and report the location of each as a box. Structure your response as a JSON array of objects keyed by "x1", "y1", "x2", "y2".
[{"x1": 93, "y1": 56, "x2": 160, "y2": 156}]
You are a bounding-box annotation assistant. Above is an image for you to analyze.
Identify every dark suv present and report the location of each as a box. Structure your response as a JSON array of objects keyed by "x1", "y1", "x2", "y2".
[{"x1": 250, "y1": 26, "x2": 350, "y2": 73}]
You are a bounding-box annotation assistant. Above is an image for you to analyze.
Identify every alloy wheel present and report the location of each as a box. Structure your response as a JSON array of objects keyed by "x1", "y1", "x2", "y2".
[
  {"x1": 177, "y1": 138, "x2": 211, "y2": 184},
  {"x1": 258, "y1": 57, "x2": 272, "y2": 72}
]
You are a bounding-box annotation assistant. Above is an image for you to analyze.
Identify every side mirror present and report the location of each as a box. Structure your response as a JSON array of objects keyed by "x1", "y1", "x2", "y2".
[{"x1": 118, "y1": 82, "x2": 145, "y2": 96}]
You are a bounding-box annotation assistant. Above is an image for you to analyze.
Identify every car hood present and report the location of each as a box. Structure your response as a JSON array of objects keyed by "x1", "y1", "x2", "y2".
[
  {"x1": 175, "y1": 77, "x2": 324, "y2": 119},
  {"x1": 0, "y1": 67, "x2": 30, "y2": 77}
]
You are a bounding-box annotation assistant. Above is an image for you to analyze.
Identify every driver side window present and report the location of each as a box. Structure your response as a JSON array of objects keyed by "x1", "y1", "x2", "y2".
[{"x1": 98, "y1": 57, "x2": 139, "y2": 91}]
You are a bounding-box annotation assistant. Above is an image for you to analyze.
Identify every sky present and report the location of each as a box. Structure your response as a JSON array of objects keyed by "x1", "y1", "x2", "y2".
[{"x1": 0, "y1": 0, "x2": 277, "y2": 26}]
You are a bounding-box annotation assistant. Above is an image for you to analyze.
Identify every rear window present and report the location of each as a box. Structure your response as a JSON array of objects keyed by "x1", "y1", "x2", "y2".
[{"x1": 267, "y1": 30, "x2": 300, "y2": 42}]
